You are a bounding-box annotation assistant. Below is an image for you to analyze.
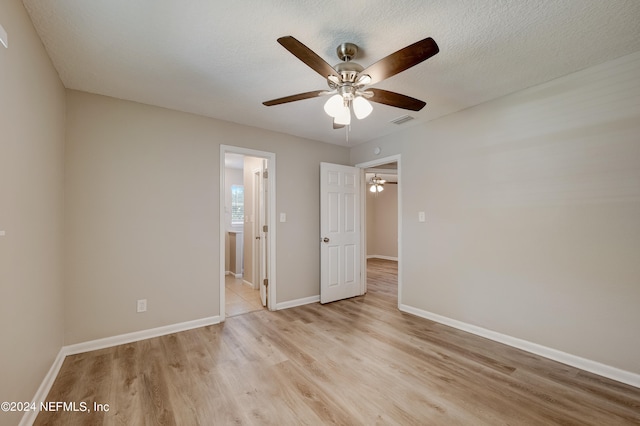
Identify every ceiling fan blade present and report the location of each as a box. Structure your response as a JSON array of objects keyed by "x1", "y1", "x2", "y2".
[
  {"x1": 277, "y1": 36, "x2": 339, "y2": 79},
  {"x1": 367, "y1": 88, "x2": 426, "y2": 111},
  {"x1": 263, "y1": 90, "x2": 327, "y2": 106},
  {"x1": 360, "y1": 37, "x2": 439, "y2": 85}
]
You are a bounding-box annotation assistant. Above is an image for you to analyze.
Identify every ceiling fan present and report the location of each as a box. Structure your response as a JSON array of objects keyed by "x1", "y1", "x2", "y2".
[
  {"x1": 368, "y1": 173, "x2": 397, "y2": 193},
  {"x1": 369, "y1": 174, "x2": 386, "y2": 193},
  {"x1": 263, "y1": 36, "x2": 439, "y2": 129}
]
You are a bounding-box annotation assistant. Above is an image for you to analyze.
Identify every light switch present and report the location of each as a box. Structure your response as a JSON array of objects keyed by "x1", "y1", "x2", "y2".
[
  {"x1": 279, "y1": 213, "x2": 286, "y2": 223},
  {"x1": 418, "y1": 211, "x2": 426, "y2": 222},
  {"x1": 0, "y1": 230, "x2": 5, "y2": 236}
]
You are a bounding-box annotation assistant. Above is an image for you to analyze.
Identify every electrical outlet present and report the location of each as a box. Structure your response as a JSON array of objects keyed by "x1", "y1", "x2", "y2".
[{"x1": 136, "y1": 299, "x2": 147, "y2": 313}]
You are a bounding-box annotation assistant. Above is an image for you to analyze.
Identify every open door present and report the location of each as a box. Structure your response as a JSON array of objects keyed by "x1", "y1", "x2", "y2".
[
  {"x1": 320, "y1": 162, "x2": 362, "y2": 303},
  {"x1": 258, "y1": 159, "x2": 269, "y2": 307},
  {"x1": 220, "y1": 145, "x2": 276, "y2": 320}
]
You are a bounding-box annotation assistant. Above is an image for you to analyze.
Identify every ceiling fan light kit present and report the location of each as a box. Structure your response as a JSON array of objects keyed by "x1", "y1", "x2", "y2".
[
  {"x1": 263, "y1": 35, "x2": 439, "y2": 130},
  {"x1": 353, "y1": 96, "x2": 374, "y2": 119},
  {"x1": 334, "y1": 105, "x2": 352, "y2": 125},
  {"x1": 370, "y1": 184, "x2": 384, "y2": 193},
  {"x1": 324, "y1": 94, "x2": 345, "y2": 117},
  {"x1": 369, "y1": 175, "x2": 386, "y2": 193}
]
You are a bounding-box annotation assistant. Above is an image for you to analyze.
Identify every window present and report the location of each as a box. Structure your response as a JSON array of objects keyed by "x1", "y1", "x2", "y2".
[{"x1": 231, "y1": 185, "x2": 244, "y2": 225}]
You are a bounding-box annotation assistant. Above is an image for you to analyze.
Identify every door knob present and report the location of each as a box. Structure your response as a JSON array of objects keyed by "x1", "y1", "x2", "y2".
[{"x1": 322, "y1": 237, "x2": 330, "y2": 243}]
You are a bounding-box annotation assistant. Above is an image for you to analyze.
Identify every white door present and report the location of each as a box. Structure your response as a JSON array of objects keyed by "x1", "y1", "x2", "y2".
[
  {"x1": 259, "y1": 160, "x2": 269, "y2": 307},
  {"x1": 320, "y1": 162, "x2": 362, "y2": 304},
  {"x1": 254, "y1": 160, "x2": 269, "y2": 307}
]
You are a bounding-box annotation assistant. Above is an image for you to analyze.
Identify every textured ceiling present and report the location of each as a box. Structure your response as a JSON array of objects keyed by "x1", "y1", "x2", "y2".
[{"x1": 22, "y1": 0, "x2": 640, "y2": 146}]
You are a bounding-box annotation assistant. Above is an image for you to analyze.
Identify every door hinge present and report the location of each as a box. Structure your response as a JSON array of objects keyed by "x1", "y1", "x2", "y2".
[
  {"x1": 263, "y1": 170, "x2": 269, "y2": 179},
  {"x1": 263, "y1": 225, "x2": 268, "y2": 232},
  {"x1": 263, "y1": 278, "x2": 269, "y2": 287}
]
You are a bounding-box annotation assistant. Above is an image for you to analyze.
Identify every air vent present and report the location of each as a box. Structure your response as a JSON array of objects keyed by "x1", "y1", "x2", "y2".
[{"x1": 390, "y1": 115, "x2": 414, "y2": 125}]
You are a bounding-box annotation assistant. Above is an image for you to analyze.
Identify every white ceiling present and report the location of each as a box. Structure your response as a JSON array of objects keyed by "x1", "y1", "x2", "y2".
[{"x1": 22, "y1": 1, "x2": 640, "y2": 147}]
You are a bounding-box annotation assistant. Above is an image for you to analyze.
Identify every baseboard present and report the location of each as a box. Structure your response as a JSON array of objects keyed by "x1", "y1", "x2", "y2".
[
  {"x1": 366, "y1": 255, "x2": 398, "y2": 261},
  {"x1": 19, "y1": 348, "x2": 67, "y2": 426},
  {"x1": 242, "y1": 279, "x2": 255, "y2": 288},
  {"x1": 64, "y1": 315, "x2": 221, "y2": 356},
  {"x1": 275, "y1": 295, "x2": 320, "y2": 310},
  {"x1": 21, "y1": 316, "x2": 222, "y2": 425},
  {"x1": 399, "y1": 304, "x2": 640, "y2": 388}
]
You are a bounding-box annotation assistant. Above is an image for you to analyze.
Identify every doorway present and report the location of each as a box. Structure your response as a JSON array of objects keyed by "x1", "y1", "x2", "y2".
[
  {"x1": 356, "y1": 155, "x2": 401, "y2": 306},
  {"x1": 220, "y1": 145, "x2": 276, "y2": 320}
]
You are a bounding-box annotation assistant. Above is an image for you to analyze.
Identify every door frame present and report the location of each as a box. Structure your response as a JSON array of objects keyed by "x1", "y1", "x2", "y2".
[
  {"x1": 355, "y1": 154, "x2": 402, "y2": 307},
  {"x1": 220, "y1": 145, "x2": 277, "y2": 319}
]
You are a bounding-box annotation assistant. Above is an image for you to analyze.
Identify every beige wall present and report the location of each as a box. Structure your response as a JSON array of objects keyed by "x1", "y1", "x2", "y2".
[
  {"x1": 0, "y1": 0, "x2": 66, "y2": 422},
  {"x1": 366, "y1": 184, "x2": 398, "y2": 258},
  {"x1": 4, "y1": 2, "x2": 638, "y2": 409},
  {"x1": 352, "y1": 52, "x2": 640, "y2": 374},
  {"x1": 64, "y1": 90, "x2": 349, "y2": 344}
]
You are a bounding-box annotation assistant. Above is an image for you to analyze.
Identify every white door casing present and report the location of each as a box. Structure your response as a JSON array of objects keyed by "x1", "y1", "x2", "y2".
[
  {"x1": 220, "y1": 145, "x2": 276, "y2": 320},
  {"x1": 356, "y1": 154, "x2": 402, "y2": 308},
  {"x1": 320, "y1": 162, "x2": 362, "y2": 304}
]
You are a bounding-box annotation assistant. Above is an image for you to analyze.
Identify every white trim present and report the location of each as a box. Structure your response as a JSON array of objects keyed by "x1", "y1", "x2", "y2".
[
  {"x1": 20, "y1": 315, "x2": 221, "y2": 425},
  {"x1": 65, "y1": 315, "x2": 221, "y2": 356},
  {"x1": 242, "y1": 279, "x2": 254, "y2": 288},
  {"x1": 220, "y1": 145, "x2": 277, "y2": 320},
  {"x1": 234, "y1": 273, "x2": 243, "y2": 279},
  {"x1": 366, "y1": 255, "x2": 398, "y2": 261},
  {"x1": 356, "y1": 154, "x2": 402, "y2": 308},
  {"x1": 275, "y1": 295, "x2": 320, "y2": 310},
  {"x1": 19, "y1": 348, "x2": 66, "y2": 426},
  {"x1": 399, "y1": 304, "x2": 640, "y2": 388}
]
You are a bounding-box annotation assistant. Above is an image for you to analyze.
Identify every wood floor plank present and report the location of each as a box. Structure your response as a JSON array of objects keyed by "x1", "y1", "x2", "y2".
[{"x1": 34, "y1": 259, "x2": 640, "y2": 425}]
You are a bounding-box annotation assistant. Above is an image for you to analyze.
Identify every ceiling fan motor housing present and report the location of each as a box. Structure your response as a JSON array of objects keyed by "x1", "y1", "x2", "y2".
[
  {"x1": 332, "y1": 43, "x2": 364, "y2": 86},
  {"x1": 333, "y1": 61, "x2": 364, "y2": 84},
  {"x1": 336, "y1": 42, "x2": 358, "y2": 61}
]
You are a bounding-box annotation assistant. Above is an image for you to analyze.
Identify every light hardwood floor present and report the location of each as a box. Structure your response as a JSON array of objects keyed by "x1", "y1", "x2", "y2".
[{"x1": 35, "y1": 259, "x2": 640, "y2": 425}]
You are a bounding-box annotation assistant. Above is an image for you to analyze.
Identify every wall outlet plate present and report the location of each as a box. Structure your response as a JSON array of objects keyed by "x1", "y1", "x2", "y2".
[{"x1": 136, "y1": 299, "x2": 147, "y2": 312}]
